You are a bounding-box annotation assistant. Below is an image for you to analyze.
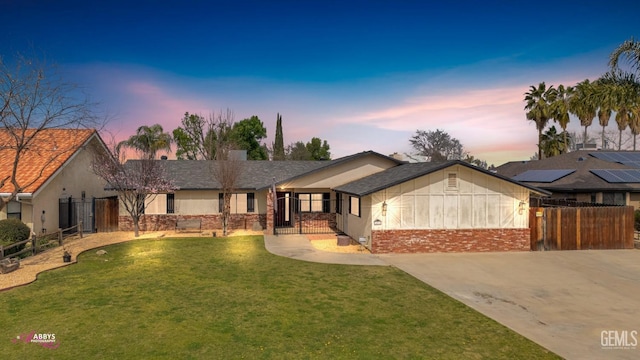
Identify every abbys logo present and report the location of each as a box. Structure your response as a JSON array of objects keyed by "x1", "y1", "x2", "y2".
[
  {"x1": 601, "y1": 330, "x2": 637, "y2": 350},
  {"x1": 11, "y1": 331, "x2": 59, "y2": 349}
]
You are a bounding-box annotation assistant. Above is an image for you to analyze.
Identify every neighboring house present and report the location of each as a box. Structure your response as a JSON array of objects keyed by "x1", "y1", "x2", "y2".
[
  {"x1": 130, "y1": 151, "x2": 548, "y2": 253},
  {"x1": 495, "y1": 150, "x2": 640, "y2": 208},
  {"x1": 0, "y1": 129, "x2": 114, "y2": 234}
]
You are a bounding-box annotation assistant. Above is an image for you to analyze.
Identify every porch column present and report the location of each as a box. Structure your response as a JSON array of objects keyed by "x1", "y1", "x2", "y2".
[{"x1": 266, "y1": 189, "x2": 274, "y2": 234}]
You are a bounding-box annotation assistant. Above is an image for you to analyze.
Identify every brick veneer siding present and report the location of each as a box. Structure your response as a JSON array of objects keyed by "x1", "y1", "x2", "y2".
[
  {"x1": 118, "y1": 214, "x2": 266, "y2": 232},
  {"x1": 371, "y1": 228, "x2": 530, "y2": 254}
]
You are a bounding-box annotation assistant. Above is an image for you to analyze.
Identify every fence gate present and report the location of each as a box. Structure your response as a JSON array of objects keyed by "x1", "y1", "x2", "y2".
[
  {"x1": 59, "y1": 197, "x2": 94, "y2": 233},
  {"x1": 94, "y1": 196, "x2": 119, "y2": 232},
  {"x1": 529, "y1": 205, "x2": 634, "y2": 250},
  {"x1": 274, "y1": 193, "x2": 336, "y2": 235}
]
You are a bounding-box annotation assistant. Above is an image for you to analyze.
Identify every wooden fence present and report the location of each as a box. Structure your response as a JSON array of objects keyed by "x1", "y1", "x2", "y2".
[
  {"x1": 529, "y1": 206, "x2": 634, "y2": 251},
  {"x1": 0, "y1": 223, "x2": 83, "y2": 260}
]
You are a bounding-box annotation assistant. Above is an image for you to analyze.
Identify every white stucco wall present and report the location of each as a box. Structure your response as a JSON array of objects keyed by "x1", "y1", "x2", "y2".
[
  {"x1": 139, "y1": 190, "x2": 266, "y2": 215},
  {"x1": 24, "y1": 137, "x2": 113, "y2": 234},
  {"x1": 281, "y1": 154, "x2": 397, "y2": 189}
]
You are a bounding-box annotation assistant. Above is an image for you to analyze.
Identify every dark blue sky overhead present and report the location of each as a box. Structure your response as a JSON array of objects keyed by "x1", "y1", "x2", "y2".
[{"x1": 2, "y1": 0, "x2": 639, "y2": 163}]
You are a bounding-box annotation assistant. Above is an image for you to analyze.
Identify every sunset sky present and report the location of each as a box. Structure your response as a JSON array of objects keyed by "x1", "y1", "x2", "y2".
[{"x1": 2, "y1": 0, "x2": 639, "y2": 165}]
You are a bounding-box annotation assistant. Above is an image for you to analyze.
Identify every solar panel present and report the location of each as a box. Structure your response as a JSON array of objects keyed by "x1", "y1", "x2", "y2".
[
  {"x1": 513, "y1": 169, "x2": 575, "y2": 183},
  {"x1": 591, "y1": 169, "x2": 640, "y2": 183},
  {"x1": 619, "y1": 161, "x2": 640, "y2": 169},
  {"x1": 590, "y1": 152, "x2": 640, "y2": 164}
]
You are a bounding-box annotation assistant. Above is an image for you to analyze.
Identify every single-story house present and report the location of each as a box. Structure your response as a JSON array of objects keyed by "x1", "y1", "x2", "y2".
[
  {"x1": 495, "y1": 150, "x2": 640, "y2": 208},
  {"x1": 0, "y1": 128, "x2": 115, "y2": 234},
  {"x1": 129, "y1": 151, "x2": 549, "y2": 253}
]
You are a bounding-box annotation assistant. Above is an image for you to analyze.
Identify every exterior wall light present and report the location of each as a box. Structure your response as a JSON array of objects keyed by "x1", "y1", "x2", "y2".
[
  {"x1": 382, "y1": 201, "x2": 387, "y2": 216},
  {"x1": 518, "y1": 201, "x2": 527, "y2": 215}
]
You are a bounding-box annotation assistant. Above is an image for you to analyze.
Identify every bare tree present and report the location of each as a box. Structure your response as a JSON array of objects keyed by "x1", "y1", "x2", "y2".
[
  {"x1": 91, "y1": 144, "x2": 176, "y2": 237},
  {"x1": 0, "y1": 54, "x2": 103, "y2": 211},
  {"x1": 409, "y1": 129, "x2": 466, "y2": 161},
  {"x1": 210, "y1": 112, "x2": 242, "y2": 236},
  {"x1": 173, "y1": 109, "x2": 235, "y2": 160}
]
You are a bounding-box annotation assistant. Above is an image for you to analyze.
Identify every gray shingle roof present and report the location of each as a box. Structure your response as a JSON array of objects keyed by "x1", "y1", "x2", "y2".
[
  {"x1": 124, "y1": 150, "x2": 404, "y2": 191},
  {"x1": 334, "y1": 161, "x2": 550, "y2": 197},
  {"x1": 495, "y1": 150, "x2": 640, "y2": 192}
]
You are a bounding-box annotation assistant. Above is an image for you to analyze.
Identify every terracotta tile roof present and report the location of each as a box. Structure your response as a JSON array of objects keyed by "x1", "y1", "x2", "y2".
[{"x1": 0, "y1": 128, "x2": 96, "y2": 194}]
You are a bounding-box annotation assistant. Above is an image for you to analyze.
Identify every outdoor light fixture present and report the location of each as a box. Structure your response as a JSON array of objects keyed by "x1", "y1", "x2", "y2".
[
  {"x1": 518, "y1": 201, "x2": 526, "y2": 215},
  {"x1": 382, "y1": 201, "x2": 387, "y2": 216}
]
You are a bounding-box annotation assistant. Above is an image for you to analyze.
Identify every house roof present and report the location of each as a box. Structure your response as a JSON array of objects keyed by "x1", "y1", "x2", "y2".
[
  {"x1": 495, "y1": 150, "x2": 640, "y2": 192},
  {"x1": 0, "y1": 128, "x2": 97, "y2": 194},
  {"x1": 126, "y1": 150, "x2": 404, "y2": 191},
  {"x1": 333, "y1": 160, "x2": 550, "y2": 197}
]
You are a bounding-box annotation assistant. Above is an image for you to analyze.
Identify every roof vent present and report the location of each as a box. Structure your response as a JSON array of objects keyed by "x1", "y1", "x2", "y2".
[{"x1": 578, "y1": 157, "x2": 586, "y2": 161}]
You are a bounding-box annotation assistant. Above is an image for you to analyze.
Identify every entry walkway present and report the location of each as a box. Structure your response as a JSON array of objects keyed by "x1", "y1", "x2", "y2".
[{"x1": 263, "y1": 235, "x2": 387, "y2": 265}]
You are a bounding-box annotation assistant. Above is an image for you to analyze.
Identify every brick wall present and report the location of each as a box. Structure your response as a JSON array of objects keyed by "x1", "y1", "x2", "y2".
[
  {"x1": 371, "y1": 228, "x2": 530, "y2": 254},
  {"x1": 118, "y1": 213, "x2": 266, "y2": 232}
]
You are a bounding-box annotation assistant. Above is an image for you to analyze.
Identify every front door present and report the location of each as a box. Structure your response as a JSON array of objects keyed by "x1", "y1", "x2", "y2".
[{"x1": 275, "y1": 192, "x2": 292, "y2": 227}]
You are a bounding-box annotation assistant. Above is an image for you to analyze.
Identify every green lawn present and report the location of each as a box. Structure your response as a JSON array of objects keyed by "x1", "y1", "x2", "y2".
[{"x1": 1, "y1": 236, "x2": 559, "y2": 359}]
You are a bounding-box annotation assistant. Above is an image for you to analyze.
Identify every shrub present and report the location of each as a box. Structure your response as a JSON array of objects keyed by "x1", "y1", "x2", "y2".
[
  {"x1": 635, "y1": 210, "x2": 640, "y2": 231},
  {"x1": 0, "y1": 218, "x2": 31, "y2": 256}
]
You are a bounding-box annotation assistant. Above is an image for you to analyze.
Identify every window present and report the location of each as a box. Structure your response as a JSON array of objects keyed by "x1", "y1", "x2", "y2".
[
  {"x1": 349, "y1": 196, "x2": 360, "y2": 217},
  {"x1": 247, "y1": 193, "x2": 255, "y2": 213},
  {"x1": 219, "y1": 192, "x2": 254, "y2": 213},
  {"x1": 335, "y1": 193, "x2": 342, "y2": 214},
  {"x1": 7, "y1": 201, "x2": 21, "y2": 219},
  {"x1": 166, "y1": 194, "x2": 175, "y2": 214},
  {"x1": 137, "y1": 194, "x2": 145, "y2": 214},
  {"x1": 602, "y1": 192, "x2": 625, "y2": 205},
  {"x1": 297, "y1": 193, "x2": 330, "y2": 213}
]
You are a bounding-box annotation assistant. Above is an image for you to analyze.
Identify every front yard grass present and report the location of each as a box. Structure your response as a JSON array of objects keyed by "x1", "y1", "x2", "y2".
[{"x1": 1, "y1": 236, "x2": 559, "y2": 359}]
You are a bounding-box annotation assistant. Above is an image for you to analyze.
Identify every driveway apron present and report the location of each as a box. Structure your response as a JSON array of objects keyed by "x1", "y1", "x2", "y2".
[{"x1": 380, "y1": 250, "x2": 640, "y2": 360}]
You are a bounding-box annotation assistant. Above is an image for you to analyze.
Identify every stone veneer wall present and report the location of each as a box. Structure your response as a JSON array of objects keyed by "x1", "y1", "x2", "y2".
[
  {"x1": 118, "y1": 214, "x2": 266, "y2": 232},
  {"x1": 371, "y1": 228, "x2": 530, "y2": 254}
]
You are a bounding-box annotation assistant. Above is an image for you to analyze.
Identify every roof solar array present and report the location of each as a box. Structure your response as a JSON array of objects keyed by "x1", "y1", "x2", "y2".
[
  {"x1": 513, "y1": 169, "x2": 575, "y2": 183},
  {"x1": 591, "y1": 169, "x2": 640, "y2": 183},
  {"x1": 619, "y1": 161, "x2": 640, "y2": 169},
  {"x1": 590, "y1": 152, "x2": 640, "y2": 164}
]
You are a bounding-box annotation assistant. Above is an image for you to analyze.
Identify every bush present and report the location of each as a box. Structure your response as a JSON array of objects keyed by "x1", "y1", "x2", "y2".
[
  {"x1": 635, "y1": 210, "x2": 640, "y2": 231},
  {"x1": 0, "y1": 218, "x2": 31, "y2": 256}
]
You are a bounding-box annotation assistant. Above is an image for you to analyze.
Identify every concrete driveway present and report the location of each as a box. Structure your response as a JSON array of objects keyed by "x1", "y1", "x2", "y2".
[{"x1": 380, "y1": 250, "x2": 640, "y2": 360}]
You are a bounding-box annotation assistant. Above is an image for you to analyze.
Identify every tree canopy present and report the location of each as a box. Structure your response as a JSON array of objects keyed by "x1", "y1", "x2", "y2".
[
  {"x1": 0, "y1": 54, "x2": 102, "y2": 212},
  {"x1": 272, "y1": 113, "x2": 285, "y2": 160},
  {"x1": 172, "y1": 110, "x2": 233, "y2": 160},
  {"x1": 409, "y1": 129, "x2": 465, "y2": 162},
  {"x1": 118, "y1": 124, "x2": 172, "y2": 160},
  {"x1": 230, "y1": 116, "x2": 268, "y2": 160}
]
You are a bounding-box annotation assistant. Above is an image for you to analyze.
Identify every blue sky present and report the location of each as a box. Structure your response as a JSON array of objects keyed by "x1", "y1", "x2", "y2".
[{"x1": 2, "y1": 0, "x2": 639, "y2": 165}]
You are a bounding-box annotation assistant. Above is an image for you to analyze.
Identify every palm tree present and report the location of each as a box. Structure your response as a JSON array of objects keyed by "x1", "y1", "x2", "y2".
[
  {"x1": 118, "y1": 124, "x2": 173, "y2": 159},
  {"x1": 551, "y1": 84, "x2": 573, "y2": 151},
  {"x1": 605, "y1": 71, "x2": 640, "y2": 150},
  {"x1": 609, "y1": 37, "x2": 640, "y2": 74},
  {"x1": 541, "y1": 126, "x2": 570, "y2": 158},
  {"x1": 568, "y1": 79, "x2": 597, "y2": 149},
  {"x1": 592, "y1": 78, "x2": 614, "y2": 149},
  {"x1": 524, "y1": 82, "x2": 556, "y2": 160}
]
